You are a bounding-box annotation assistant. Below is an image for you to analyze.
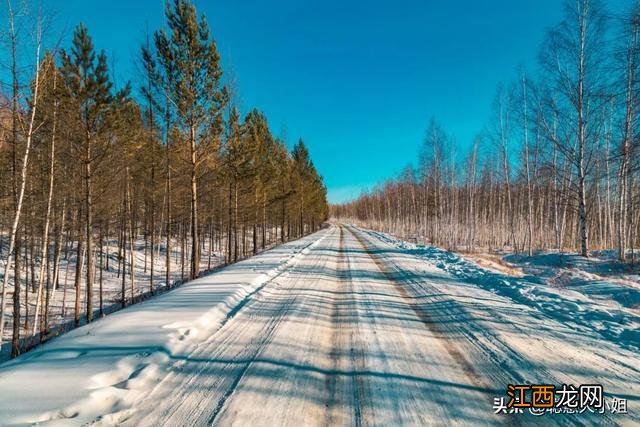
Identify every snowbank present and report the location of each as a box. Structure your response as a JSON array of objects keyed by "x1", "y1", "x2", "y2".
[
  {"x1": 362, "y1": 229, "x2": 640, "y2": 353},
  {"x1": 0, "y1": 229, "x2": 327, "y2": 426},
  {"x1": 505, "y1": 251, "x2": 640, "y2": 310}
]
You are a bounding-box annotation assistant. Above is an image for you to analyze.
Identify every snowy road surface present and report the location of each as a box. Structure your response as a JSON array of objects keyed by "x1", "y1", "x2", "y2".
[{"x1": 0, "y1": 224, "x2": 638, "y2": 426}]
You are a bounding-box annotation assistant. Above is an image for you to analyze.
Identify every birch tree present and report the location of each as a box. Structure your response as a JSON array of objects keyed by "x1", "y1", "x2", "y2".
[
  {"x1": 0, "y1": 0, "x2": 46, "y2": 356},
  {"x1": 540, "y1": 0, "x2": 608, "y2": 257}
]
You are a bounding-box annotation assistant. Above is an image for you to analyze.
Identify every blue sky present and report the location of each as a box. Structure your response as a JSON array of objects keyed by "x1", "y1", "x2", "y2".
[{"x1": 41, "y1": 0, "x2": 563, "y2": 203}]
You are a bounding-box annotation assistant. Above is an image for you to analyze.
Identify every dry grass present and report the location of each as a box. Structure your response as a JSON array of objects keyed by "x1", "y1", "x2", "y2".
[{"x1": 459, "y1": 251, "x2": 525, "y2": 277}]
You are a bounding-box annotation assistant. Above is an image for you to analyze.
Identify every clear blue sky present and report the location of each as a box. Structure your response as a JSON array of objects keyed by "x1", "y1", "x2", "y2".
[{"x1": 43, "y1": 0, "x2": 563, "y2": 203}]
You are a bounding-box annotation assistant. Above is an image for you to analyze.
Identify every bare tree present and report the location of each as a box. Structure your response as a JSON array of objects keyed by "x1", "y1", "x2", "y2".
[{"x1": 0, "y1": 0, "x2": 45, "y2": 355}]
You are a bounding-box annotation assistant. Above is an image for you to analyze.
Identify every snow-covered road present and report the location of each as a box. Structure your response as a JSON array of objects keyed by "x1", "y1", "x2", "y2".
[{"x1": 0, "y1": 224, "x2": 638, "y2": 426}]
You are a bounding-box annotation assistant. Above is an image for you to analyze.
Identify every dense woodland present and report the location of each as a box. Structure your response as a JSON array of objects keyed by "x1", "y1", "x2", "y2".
[
  {"x1": 334, "y1": 0, "x2": 640, "y2": 261},
  {"x1": 0, "y1": 0, "x2": 328, "y2": 358}
]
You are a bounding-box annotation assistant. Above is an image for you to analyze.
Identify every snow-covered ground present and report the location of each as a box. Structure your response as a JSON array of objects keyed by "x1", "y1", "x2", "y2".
[
  {"x1": 0, "y1": 231, "x2": 323, "y2": 425},
  {"x1": 504, "y1": 250, "x2": 640, "y2": 311},
  {"x1": 459, "y1": 248, "x2": 640, "y2": 310},
  {"x1": 0, "y1": 235, "x2": 237, "y2": 359},
  {"x1": 0, "y1": 224, "x2": 638, "y2": 425},
  {"x1": 368, "y1": 231, "x2": 640, "y2": 353}
]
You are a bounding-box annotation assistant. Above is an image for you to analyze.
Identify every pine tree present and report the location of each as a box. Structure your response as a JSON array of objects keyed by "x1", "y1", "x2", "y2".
[
  {"x1": 150, "y1": 0, "x2": 227, "y2": 280},
  {"x1": 292, "y1": 140, "x2": 312, "y2": 236},
  {"x1": 60, "y1": 24, "x2": 114, "y2": 323}
]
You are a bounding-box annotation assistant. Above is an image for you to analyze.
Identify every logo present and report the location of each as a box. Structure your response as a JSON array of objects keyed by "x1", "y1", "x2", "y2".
[{"x1": 493, "y1": 384, "x2": 627, "y2": 416}]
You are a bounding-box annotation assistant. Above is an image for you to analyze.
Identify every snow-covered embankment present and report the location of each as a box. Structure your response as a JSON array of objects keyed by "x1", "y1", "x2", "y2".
[{"x1": 0, "y1": 229, "x2": 327, "y2": 425}]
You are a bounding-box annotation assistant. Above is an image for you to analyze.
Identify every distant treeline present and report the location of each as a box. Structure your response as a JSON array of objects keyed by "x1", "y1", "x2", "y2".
[{"x1": 334, "y1": 0, "x2": 640, "y2": 260}]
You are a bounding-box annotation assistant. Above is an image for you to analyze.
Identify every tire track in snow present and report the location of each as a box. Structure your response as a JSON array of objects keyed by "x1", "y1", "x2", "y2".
[
  {"x1": 205, "y1": 292, "x2": 298, "y2": 425},
  {"x1": 324, "y1": 226, "x2": 343, "y2": 425},
  {"x1": 133, "y1": 281, "x2": 299, "y2": 426},
  {"x1": 206, "y1": 226, "x2": 342, "y2": 426},
  {"x1": 348, "y1": 226, "x2": 490, "y2": 393},
  {"x1": 340, "y1": 225, "x2": 367, "y2": 427},
  {"x1": 126, "y1": 230, "x2": 334, "y2": 426},
  {"x1": 350, "y1": 225, "x2": 619, "y2": 426}
]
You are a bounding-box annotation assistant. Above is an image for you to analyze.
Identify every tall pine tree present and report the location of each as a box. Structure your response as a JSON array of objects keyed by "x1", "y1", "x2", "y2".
[
  {"x1": 149, "y1": 0, "x2": 227, "y2": 279},
  {"x1": 60, "y1": 24, "x2": 113, "y2": 323}
]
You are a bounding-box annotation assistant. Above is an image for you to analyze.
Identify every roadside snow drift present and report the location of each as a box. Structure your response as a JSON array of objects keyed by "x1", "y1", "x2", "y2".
[{"x1": 0, "y1": 230, "x2": 326, "y2": 426}]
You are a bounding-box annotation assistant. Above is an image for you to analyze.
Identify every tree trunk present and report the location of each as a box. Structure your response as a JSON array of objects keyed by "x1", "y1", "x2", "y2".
[
  {"x1": 85, "y1": 127, "x2": 94, "y2": 321},
  {"x1": 33, "y1": 70, "x2": 58, "y2": 335},
  {"x1": 189, "y1": 125, "x2": 199, "y2": 280}
]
